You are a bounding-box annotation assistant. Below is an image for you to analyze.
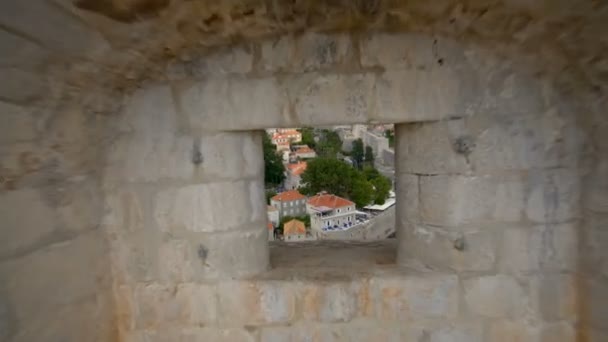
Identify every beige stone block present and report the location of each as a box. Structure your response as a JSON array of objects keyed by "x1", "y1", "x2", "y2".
[
  {"x1": 218, "y1": 280, "x2": 295, "y2": 325},
  {"x1": 586, "y1": 278, "x2": 608, "y2": 331},
  {"x1": 2, "y1": 231, "x2": 110, "y2": 325},
  {"x1": 178, "y1": 76, "x2": 287, "y2": 131},
  {"x1": 398, "y1": 224, "x2": 497, "y2": 272},
  {"x1": 290, "y1": 72, "x2": 375, "y2": 126},
  {"x1": 300, "y1": 282, "x2": 359, "y2": 323},
  {"x1": 0, "y1": 1, "x2": 109, "y2": 57},
  {"x1": 428, "y1": 321, "x2": 484, "y2": 342},
  {"x1": 0, "y1": 68, "x2": 46, "y2": 103},
  {"x1": 525, "y1": 169, "x2": 580, "y2": 223},
  {"x1": 463, "y1": 275, "x2": 527, "y2": 318},
  {"x1": 258, "y1": 35, "x2": 293, "y2": 72},
  {"x1": 127, "y1": 327, "x2": 256, "y2": 342},
  {"x1": 360, "y1": 33, "x2": 435, "y2": 69},
  {"x1": 539, "y1": 322, "x2": 576, "y2": 342},
  {"x1": 132, "y1": 283, "x2": 217, "y2": 329},
  {"x1": 370, "y1": 273, "x2": 459, "y2": 320},
  {"x1": 487, "y1": 320, "x2": 542, "y2": 342},
  {"x1": 395, "y1": 122, "x2": 469, "y2": 174},
  {"x1": 154, "y1": 180, "x2": 265, "y2": 233},
  {"x1": 0, "y1": 188, "x2": 57, "y2": 259},
  {"x1": 183, "y1": 44, "x2": 253, "y2": 76},
  {"x1": 419, "y1": 174, "x2": 525, "y2": 226},
  {"x1": 0, "y1": 102, "x2": 37, "y2": 143},
  {"x1": 395, "y1": 173, "x2": 419, "y2": 224},
  {"x1": 291, "y1": 33, "x2": 356, "y2": 72},
  {"x1": 102, "y1": 186, "x2": 146, "y2": 233},
  {"x1": 529, "y1": 274, "x2": 578, "y2": 321}
]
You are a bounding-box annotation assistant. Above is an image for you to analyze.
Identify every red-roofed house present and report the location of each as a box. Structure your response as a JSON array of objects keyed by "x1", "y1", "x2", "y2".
[
  {"x1": 307, "y1": 193, "x2": 356, "y2": 232},
  {"x1": 285, "y1": 161, "x2": 307, "y2": 190},
  {"x1": 293, "y1": 145, "x2": 317, "y2": 159},
  {"x1": 271, "y1": 129, "x2": 302, "y2": 151},
  {"x1": 270, "y1": 190, "x2": 307, "y2": 219},
  {"x1": 283, "y1": 219, "x2": 307, "y2": 241}
]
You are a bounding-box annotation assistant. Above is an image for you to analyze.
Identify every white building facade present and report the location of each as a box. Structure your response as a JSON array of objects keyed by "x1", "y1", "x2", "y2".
[{"x1": 307, "y1": 193, "x2": 356, "y2": 232}]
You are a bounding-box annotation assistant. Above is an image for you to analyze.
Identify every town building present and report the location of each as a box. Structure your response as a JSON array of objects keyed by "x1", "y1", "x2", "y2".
[
  {"x1": 267, "y1": 222, "x2": 275, "y2": 241},
  {"x1": 267, "y1": 205, "x2": 279, "y2": 227},
  {"x1": 270, "y1": 190, "x2": 307, "y2": 219},
  {"x1": 292, "y1": 145, "x2": 317, "y2": 159},
  {"x1": 284, "y1": 161, "x2": 307, "y2": 190},
  {"x1": 307, "y1": 193, "x2": 356, "y2": 232},
  {"x1": 271, "y1": 129, "x2": 302, "y2": 151},
  {"x1": 282, "y1": 219, "x2": 307, "y2": 241}
]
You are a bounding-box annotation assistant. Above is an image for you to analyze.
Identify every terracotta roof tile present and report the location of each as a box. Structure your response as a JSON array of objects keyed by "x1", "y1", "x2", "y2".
[
  {"x1": 283, "y1": 219, "x2": 306, "y2": 235},
  {"x1": 287, "y1": 161, "x2": 307, "y2": 176},
  {"x1": 307, "y1": 193, "x2": 354, "y2": 209},
  {"x1": 271, "y1": 190, "x2": 306, "y2": 202}
]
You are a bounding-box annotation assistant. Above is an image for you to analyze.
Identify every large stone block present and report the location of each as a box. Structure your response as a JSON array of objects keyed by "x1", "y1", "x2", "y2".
[
  {"x1": 218, "y1": 280, "x2": 295, "y2": 325},
  {"x1": 463, "y1": 275, "x2": 527, "y2": 318},
  {"x1": 173, "y1": 44, "x2": 253, "y2": 77},
  {"x1": 0, "y1": 68, "x2": 46, "y2": 103},
  {"x1": 395, "y1": 121, "x2": 469, "y2": 174},
  {"x1": 131, "y1": 283, "x2": 217, "y2": 329},
  {"x1": 529, "y1": 274, "x2": 577, "y2": 321},
  {"x1": 360, "y1": 33, "x2": 436, "y2": 69},
  {"x1": 428, "y1": 321, "x2": 484, "y2": 342},
  {"x1": 0, "y1": 188, "x2": 57, "y2": 260},
  {"x1": 499, "y1": 223, "x2": 578, "y2": 273},
  {"x1": 300, "y1": 282, "x2": 359, "y2": 323},
  {"x1": 178, "y1": 76, "x2": 287, "y2": 131},
  {"x1": 154, "y1": 180, "x2": 266, "y2": 233},
  {"x1": 398, "y1": 223, "x2": 497, "y2": 272},
  {"x1": 2, "y1": 232, "x2": 110, "y2": 326},
  {"x1": 289, "y1": 72, "x2": 375, "y2": 126},
  {"x1": 291, "y1": 33, "x2": 356, "y2": 72},
  {"x1": 0, "y1": 1, "x2": 109, "y2": 57},
  {"x1": 419, "y1": 174, "x2": 525, "y2": 226},
  {"x1": 157, "y1": 230, "x2": 269, "y2": 281},
  {"x1": 125, "y1": 327, "x2": 256, "y2": 342},
  {"x1": 370, "y1": 273, "x2": 459, "y2": 320},
  {"x1": 525, "y1": 168, "x2": 580, "y2": 223},
  {"x1": 258, "y1": 35, "x2": 293, "y2": 72},
  {"x1": 0, "y1": 102, "x2": 37, "y2": 143}
]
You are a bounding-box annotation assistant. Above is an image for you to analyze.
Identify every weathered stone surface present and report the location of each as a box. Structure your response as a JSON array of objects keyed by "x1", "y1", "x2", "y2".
[
  {"x1": 179, "y1": 44, "x2": 254, "y2": 77},
  {"x1": 291, "y1": 33, "x2": 355, "y2": 72},
  {"x1": 419, "y1": 174, "x2": 525, "y2": 226},
  {"x1": 258, "y1": 35, "x2": 292, "y2": 72},
  {"x1": 463, "y1": 275, "x2": 527, "y2": 318},
  {"x1": 0, "y1": 189, "x2": 57, "y2": 260},
  {"x1": 300, "y1": 282, "x2": 358, "y2": 323},
  {"x1": 0, "y1": 102, "x2": 37, "y2": 143},
  {"x1": 290, "y1": 72, "x2": 375, "y2": 126},
  {"x1": 131, "y1": 283, "x2": 217, "y2": 328},
  {"x1": 0, "y1": 1, "x2": 108, "y2": 56},
  {"x1": 398, "y1": 223, "x2": 497, "y2": 272},
  {"x1": 218, "y1": 280, "x2": 295, "y2": 325},
  {"x1": 394, "y1": 173, "x2": 419, "y2": 223},
  {"x1": 370, "y1": 273, "x2": 459, "y2": 319},
  {"x1": 360, "y1": 33, "x2": 436, "y2": 69},
  {"x1": 429, "y1": 321, "x2": 484, "y2": 342},
  {"x1": 125, "y1": 327, "x2": 256, "y2": 342},
  {"x1": 499, "y1": 224, "x2": 578, "y2": 273},
  {"x1": 0, "y1": 30, "x2": 49, "y2": 68},
  {"x1": 178, "y1": 76, "x2": 287, "y2": 131},
  {"x1": 529, "y1": 274, "x2": 578, "y2": 321},
  {"x1": 154, "y1": 180, "x2": 266, "y2": 233},
  {"x1": 0, "y1": 69, "x2": 46, "y2": 103},
  {"x1": 525, "y1": 169, "x2": 581, "y2": 223},
  {"x1": 395, "y1": 121, "x2": 469, "y2": 174}
]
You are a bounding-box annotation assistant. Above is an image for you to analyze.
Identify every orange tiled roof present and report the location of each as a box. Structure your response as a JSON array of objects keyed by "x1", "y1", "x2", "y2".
[
  {"x1": 283, "y1": 219, "x2": 306, "y2": 235},
  {"x1": 271, "y1": 190, "x2": 306, "y2": 202},
  {"x1": 287, "y1": 161, "x2": 307, "y2": 176},
  {"x1": 307, "y1": 193, "x2": 354, "y2": 209},
  {"x1": 296, "y1": 146, "x2": 314, "y2": 154}
]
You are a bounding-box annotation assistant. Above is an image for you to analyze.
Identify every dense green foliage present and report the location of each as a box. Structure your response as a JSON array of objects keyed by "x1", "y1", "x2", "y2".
[
  {"x1": 299, "y1": 127, "x2": 316, "y2": 149},
  {"x1": 365, "y1": 146, "x2": 374, "y2": 165},
  {"x1": 385, "y1": 129, "x2": 395, "y2": 148},
  {"x1": 316, "y1": 129, "x2": 343, "y2": 158},
  {"x1": 300, "y1": 158, "x2": 391, "y2": 207},
  {"x1": 263, "y1": 133, "x2": 285, "y2": 186},
  {"x1": 351, "y1": 138, "x2": 364, "y2": 169}
]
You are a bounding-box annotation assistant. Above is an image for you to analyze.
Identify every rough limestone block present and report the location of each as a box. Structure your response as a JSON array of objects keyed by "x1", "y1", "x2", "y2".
[
  {"x1": 0, "y1": 189, "x2": 56, "y2": 260},
  {"x1": 182, "y1": 44, "x2": 253, "y2": 76},
  {"x1": 370, "y1": 273, "x2": 459, "y2": 320},
  {"x1": 499, "y1": 223, "x2": 578, "y2": 273},
  {"x1": 586, "y1": 278, "x2": 608, "y2": 331},
  {"x1": 0, "y1": 68, "x2": 46, "y2": 103},
  {"x1": 529, "y1": 274, "x2": 577, "y2": 321},
  {"x1": 291, "y1": 33, "x2": 356, "y2": 72},
  {"x1": 260, "y1": 324, "x2": 345, "y2": 342},
  {"x1": 395, "y1": 173, "x2": 419, "y2": 224},
  {"x1": 582, "y1": 213, "x2": 608, "y2": 278},
  {"x1": 154, "y1": 180, "x2": 265, "y2": 233},
  {"x1": 360, "y1": 33, "x2": 436, "y2": 69},
  {"x1": 178, "y1": 76, "x2": 287, "y2": 130},
  {"x1": 157, "y1": 230, "x2": 269, "y2": 281},
  {"x1": 463, "y1": 275, "x2": 527, "y2": 318},
  {"x1": 0, "y1": 102, "x2": 37, "y2": 143},
  {"x1": 125, "y1": 328, "x2": 256, "y2": 342},
  {"x1": 374, "y1": 68, "x2": 471, "y2": 122},
  {"x1": 395, "y1": 121, "x2": 470, "y2": 174},
  {"x1": 258, "y1": 35, "x2": 293, "y2": 72},
  {"x1": 289, "y1": 72, "x2": 375, "y2": 126},
  {"x1": 0, "y1": 1, "x2": 109, "y2": 57},
  {"x1": 218, "y1": 281, "x2": 295, "y2": 325},
  {"x1": 397, "y1": 223, "x2": 497, "y2": 272},
  {"x1": 419, "y1": 174, "x2": 525, "y2": 226},
  {"x1": 132, "y1": 283, "x2": 217, "y2": 329},
  {"x1": 428, "y1": 321, "x2": 484, "y2": 342},
  {"x1": 300, "y1": 282, "x2": 359, "y2": 323},
  {"x1": 525, "y1": 168, "x2": 580, "y2": 223},
  {"x1": 102, "y1": 186, "x2": 146, "y2": 233},
  {"x1": 0, "y1": 30, "x2": 49, "y2": 68},
  {"x1": 3, "y1": 232, "x2": 109, "y2": 325}
]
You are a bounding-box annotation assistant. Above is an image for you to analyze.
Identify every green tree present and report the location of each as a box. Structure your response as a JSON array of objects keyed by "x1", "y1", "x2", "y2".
[
  {"x1": 351, "y1": 138, "x2": 364, "y2": 169},
  {"x1": 362, "y1": 166, "x2": 391, "y2": 205},
  {"x1": 263, "y1": 133, "x2": 285, "y2": 186},
  {"x1": 385, "y1": 129, "x2": 395, "y2": 148},
  {"x1": 299, "y1": 127, "x2": 316, "y2": 149},
  {"x1": 316, "y1": 129, "x2": 343, "y2": 158},
  {"x1": 265, "y1": 190, "x2": 277, "y2": 204},
  {"x1": 364, "y1": 145, "x2": 374, "y2": 165},
  {"x1": 349, "y1": 173, "x2": 374, "y2": 207}
]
